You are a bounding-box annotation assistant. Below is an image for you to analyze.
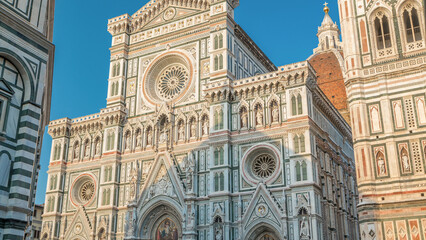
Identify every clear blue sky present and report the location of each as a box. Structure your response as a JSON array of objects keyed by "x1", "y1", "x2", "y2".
[{"x1": 35, "y1": 0, "x2": 341, "y2": 204}]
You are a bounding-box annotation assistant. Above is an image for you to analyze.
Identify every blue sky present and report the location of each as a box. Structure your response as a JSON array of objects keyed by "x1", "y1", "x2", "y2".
[{"x1": 35, "y1": 0, "x2": 341, "y2": 204}]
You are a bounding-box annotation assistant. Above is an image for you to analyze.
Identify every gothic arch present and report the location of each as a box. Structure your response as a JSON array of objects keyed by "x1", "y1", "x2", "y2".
[
  {"x1": 137, "y1": 198, "x2": 183, "y2": 239},
  {"x1": 0, "y1": 48, "x2": 35, "y2": 101},
  {"x1": 245, "y1": 223, "x2": 282, "y2": 240}
]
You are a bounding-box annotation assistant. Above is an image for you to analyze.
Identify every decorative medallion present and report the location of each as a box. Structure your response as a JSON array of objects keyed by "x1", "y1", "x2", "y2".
[
  {"x1": 74, "y1": 223, "x2": 83, "y2": 235},
  {"x1": 255, "y1": 203, "x2": 269, "y2": 217},
  {"x1": 157, "y1": 64, "x2": 189, "y2": 101},
  {"x1": 252, "y1": 154, "x2": 276, "y2": 179},
  {"x1": 163, "y1": 8, "x2": 176, "y2": 21}
]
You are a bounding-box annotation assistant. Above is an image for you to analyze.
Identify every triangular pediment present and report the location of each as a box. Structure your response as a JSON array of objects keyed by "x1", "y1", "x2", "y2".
[
  {"x1": 142, "y1": 7, "x2": 201, "y2": 30},
  {"x1": 242, "y1": 184, "x2": 284, "y2": 232},
  {"x1": 64, "y1": 206, "x2": 93, "y2": 240},
  {"x1": 138, "y1": 152, "x2": 185, "y2": 207},
  {"x1": 131, "y1": 0, "x2": 210, "y2": 32}
]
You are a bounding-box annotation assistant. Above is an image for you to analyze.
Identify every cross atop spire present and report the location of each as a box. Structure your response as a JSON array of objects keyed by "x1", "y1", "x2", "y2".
[{"x1": 323, "y1": 2, "x2": 330, "y2": 14}]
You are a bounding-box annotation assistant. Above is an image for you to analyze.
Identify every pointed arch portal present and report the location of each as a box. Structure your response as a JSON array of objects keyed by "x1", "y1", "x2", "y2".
[{"x1": 246, "y1": 224, "x2": 281, "y2": 240}]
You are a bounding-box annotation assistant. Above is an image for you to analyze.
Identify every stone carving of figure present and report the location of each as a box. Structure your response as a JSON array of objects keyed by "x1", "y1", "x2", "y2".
[
  {"x1": 135, "y1": 131, "x2": 141, "y2": 147},
  {"x1": 96, "y1": 140, "x2": 101, "y2": 155},
  {"x1": 159, "y1": 129, "x2": 167, "y2": 143},
  {"x1": 147, "y1": 130, "x2": 152, "y2": 145},
  {"x1": 74, "y1": 144, "x2": 79, "y2": 159},
  {"x1": 300, "y1": 217, "x2": 309, "y2": 237},
  {"x1": 256, "y1": 109, "x2": 263, "y2": 125},
  {"x1": 377, "y1": 155, "x2": 386, "y2": 175},
  {"x1": 190, "y1": 122, "x2": 196, "y2": 138},
  {"x1": 126, "y1": 134, "x2": 131, "y2": 149},
  {"x1": 241, "y1": 111, "x2": 248, "y2": 128},
  {"x1": 272, "y1": 105, "x2": 279, "y2": 122},
  {"x1": 178, "y1": 124, "x2": 184, "y2": 140},
  {"x1": 402, "y1": 151, "x2": 410, "y2": 171},
  {"x1": 129, "y1": 168, "x2": 137, "y2": 199},
  {"x1": 203, "y1": 119, "x2": 209, "y2": 135},
  {"x1": 185, "y1": 152, "x2": 195, "y2": 192},
  {"x1": 215, "y1": 226, "x2": 223, "y2": 240},
  {"x1": 84, "y1": 143, "x2": 89, "y2": 157}
]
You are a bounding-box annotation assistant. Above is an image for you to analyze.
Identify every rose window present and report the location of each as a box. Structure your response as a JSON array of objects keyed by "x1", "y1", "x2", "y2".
[
  {"x1": 70, "y1": 175, "x2": 96, "y2": 207},
  {"x1": 157, "y1": 64, "x2": 189, "y2": 101},
  {"x1": 80, "y1": 181, "x2": 95, "y2": 202},
  {"x1": 252, "y1": 154, "x2": 276, "y2": 179}
]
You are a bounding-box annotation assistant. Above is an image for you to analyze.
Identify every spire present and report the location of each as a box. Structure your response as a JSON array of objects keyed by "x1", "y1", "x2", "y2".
[
  {"x1": 313, "y1": 3, "x2": 342, "y2": 54},
  {"x1": 321, "y1": 2, "x2": 334, "y2": 26}
]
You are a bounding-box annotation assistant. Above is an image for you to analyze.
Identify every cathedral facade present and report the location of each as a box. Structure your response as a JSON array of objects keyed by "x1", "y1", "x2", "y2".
[
  {"x1": 338, "y1": 0, "x2": 426, "y2": 239},
  {"x1": 0, "y1": 0, "x2": 55, "y2": 239},
  {"x1": 41, "y1": 1, "x2": 358, "y2": 240}
]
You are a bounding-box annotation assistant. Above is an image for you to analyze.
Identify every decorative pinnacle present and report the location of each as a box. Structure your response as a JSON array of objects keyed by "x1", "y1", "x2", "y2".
[{"x1": 324, "y1": 2, "x2": 330, "y2": 14}]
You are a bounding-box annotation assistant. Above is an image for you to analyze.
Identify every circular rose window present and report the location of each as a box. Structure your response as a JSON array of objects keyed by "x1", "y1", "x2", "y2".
[
  {"x1": 70, "y1": 174, "x2": 96, "y2": 206},
  {"x1": 142, "y1": 52, "x2": 193, "y2": 105},
  {"x1": 252, "y1": 154, "x2": 276, "y2": 179},
  {"x1": 157, "y1": 64, "x2": 189, "y2": 101},
  {"x1": 241, "y1": 144, "x2": 281, "y2": 185}
]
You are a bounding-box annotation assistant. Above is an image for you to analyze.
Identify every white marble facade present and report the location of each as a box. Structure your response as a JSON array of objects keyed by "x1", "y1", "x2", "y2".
[{"x1": 42, "y1": 1, "x2": 358, "y2": 240}]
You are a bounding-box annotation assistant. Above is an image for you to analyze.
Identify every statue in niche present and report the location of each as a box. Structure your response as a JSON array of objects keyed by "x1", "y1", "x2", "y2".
[
  {"x1": 401, "y1": 150, "x2": 410, "y2": 172},
  {"x1": 256, "y1": 108, "x2": 263, "y2": 125},
  {"x1": 129, "y1": 168, "x2": 137, "y2": 199},
  {"x1": 190, "y1": 122, "x2": 196, "y2": 138},
  {"x1": 84, "y1": 143, "x2": 89, "y2": 157},
  {"x1": 126, "y1": 134, "x2": 131, "y2": 149},
  {"x1": 203, "y1": 119, "x2": 209, "y2": 135},
  {"x1": 147, "y1": 130, "x2": 152, "y2": 145},
  {"x1": 159, "y1": 129, "x2": 167, "y2": 143},
  {"x1": 185, "y1": 152, "x2": 195, "y2": 192},
  {"x1": 178, "y1": 123, "x2": 184, "y2": 140},
  {"x1": 241, "y1": 110, "x2": 248, "y2": 128},
  {"x1": 377, "y1": 153, "x2": 386, "y2": 175},
  {"x1": 135, "y1": 131, "x2": 141, "y2": 147},
  {"x1": 74, "y1": 144, "x2": 79, "y2": 159},
  {"x1": 300, "y1": 217, "x2": 309, "y2": 237},
  {"x1": 95, "y1": 140, "x2": 101, "y2": 155},
  {"x1": 272, "y1": 105, "x2": 279, "y2": 122}
]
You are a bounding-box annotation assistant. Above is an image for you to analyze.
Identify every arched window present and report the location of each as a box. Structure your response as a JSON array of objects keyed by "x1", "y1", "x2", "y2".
[
  {"x1": 102, "y1": 189, "x2": 106, "y2": 205},
  {"x1": 302, "y1": 161, "x2": 308, "y2": 181},
  {"x1": 326, "y1": 36, "x2": 330, "y2": 49},
  {"x1": 297, "y1": 94, "x2": 303, "y2": 115},
  {"x1": 300, "y1": 134, "x2": 306, "y2": 153},
  {"x1": 403, "y1": 7, "x2": 422, "y2": 43},
  {"x1": 214, "y1": 56, "x2": 219, "y2": 71},
  {"x1": 214, "y1": 107, "x2": 223, "y2": 130},
  {"x1": 114, "y1": 82, "x2": 119, "y2": 96},
  {"x1": 296, "y1": 162, "x2": 301, "y2": 181},
  {"x1": 294, "y1": 135, "x2": 300, "y2": 153},
  {"x1": 291, "y1": 96, "x2": 297, "y2": 116},
  {"x1": 109, "y1": 167, "x2": 113, "y2": 181},
  {"x1": 116, "y1": 63, "x2": 121, "y2": 77},
  {"x1": 220, "y1": 147, "x2": 224, "y2": 165},
  {"x1": 214, "y1": 173, "x2": 219, "y2": 191},
  {"x1": 112, "y1": 64, "x2": 116, "y2": 77},
  {"x1": 219, "y1": 54, "x2": 224, "y2": 70},
  {"x1": 219, "y1": 172, "x2": 224, "y2": 191},
  {"x1": 104, "y1": 167, "x2": 108, "y2": 182},
  {"x1": 107, "y1": 132, "x2": 115, "y2": 151},
  {"x1": 374, "y1": 13, "x2": 392, "y2": 50},
  {"x1": 219, "y1": 34, "x2": 224, "y2": 48},
  {"x1": 0, "y1": 153, "x2": 11, "y2": 187},
  {"x1": 214, "y1": 35, "x2": 219, "y2": 50}
]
